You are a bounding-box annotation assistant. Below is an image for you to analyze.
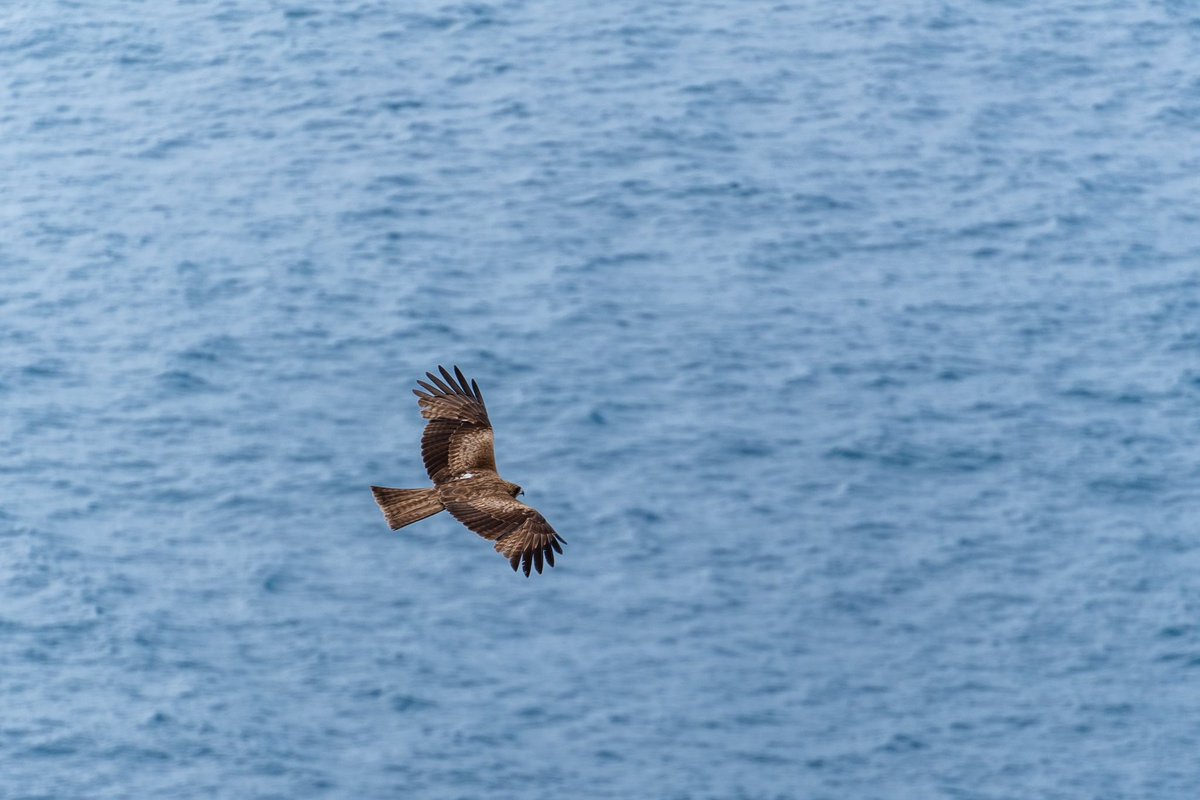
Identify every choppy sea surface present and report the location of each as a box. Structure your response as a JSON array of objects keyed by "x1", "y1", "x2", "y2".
[{"x1": 2, "y1": 2, "x2": 1199, "y2": 797}]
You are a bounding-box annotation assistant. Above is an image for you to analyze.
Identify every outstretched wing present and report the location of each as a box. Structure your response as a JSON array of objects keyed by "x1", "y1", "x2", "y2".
[
  {"x1": 413, "y1": 365, "x2": 496, "y2": 483},
  {"x1": 440, "y1": 479, "x2": 566, "y2": 576}
]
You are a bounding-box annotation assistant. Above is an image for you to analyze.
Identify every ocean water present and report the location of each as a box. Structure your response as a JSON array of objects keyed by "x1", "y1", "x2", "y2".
[{"x1": 2, "y1": 1, "x2": 1199, "y2": 797}]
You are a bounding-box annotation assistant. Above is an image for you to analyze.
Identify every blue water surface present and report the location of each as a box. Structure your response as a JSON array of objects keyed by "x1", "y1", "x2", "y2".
[{"x1": 2, "y1": 1, "x2": 1199, "y2": 798}]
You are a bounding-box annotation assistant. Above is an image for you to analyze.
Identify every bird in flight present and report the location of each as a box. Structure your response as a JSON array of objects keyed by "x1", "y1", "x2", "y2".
[{"x1": 371, "y1": 365, "x2": 566, "y2": 576}]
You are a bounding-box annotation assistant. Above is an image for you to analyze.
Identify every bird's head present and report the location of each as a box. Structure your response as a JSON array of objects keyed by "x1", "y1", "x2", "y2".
[{"x1": 505, "y1": 481, "x2": 524, "y2": 498}]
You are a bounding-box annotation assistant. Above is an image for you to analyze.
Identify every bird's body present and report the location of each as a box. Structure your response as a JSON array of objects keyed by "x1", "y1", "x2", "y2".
[{"x1": 371, "y1": 365, "x2": 565, "y2": 575}]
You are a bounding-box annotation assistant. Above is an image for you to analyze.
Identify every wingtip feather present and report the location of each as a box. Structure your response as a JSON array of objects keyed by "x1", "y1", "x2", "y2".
[
  {"x1": 426, "y1": 371, "x2": 453, "y2": 393},
  {"x1": 438, "y1": 365, "x2": 459, "y2": 392},
  {"x1": 453, "y1": 365, "x2": 470, "y2": 395}
]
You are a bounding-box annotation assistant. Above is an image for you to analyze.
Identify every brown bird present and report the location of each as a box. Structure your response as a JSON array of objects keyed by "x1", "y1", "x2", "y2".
[{"x1": 371, "y1": 365, "x2": 566, "y2": 576}]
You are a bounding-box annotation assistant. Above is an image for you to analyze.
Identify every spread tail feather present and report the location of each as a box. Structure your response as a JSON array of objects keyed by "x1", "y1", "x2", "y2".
[{"x1": 371, "y1": 486, "x2": 444, "y2": 530}]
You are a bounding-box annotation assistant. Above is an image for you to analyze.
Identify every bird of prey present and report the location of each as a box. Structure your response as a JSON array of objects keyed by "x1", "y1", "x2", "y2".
[{"x1": 371, "y1": 365, "x2": 566, "y2": 576}]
